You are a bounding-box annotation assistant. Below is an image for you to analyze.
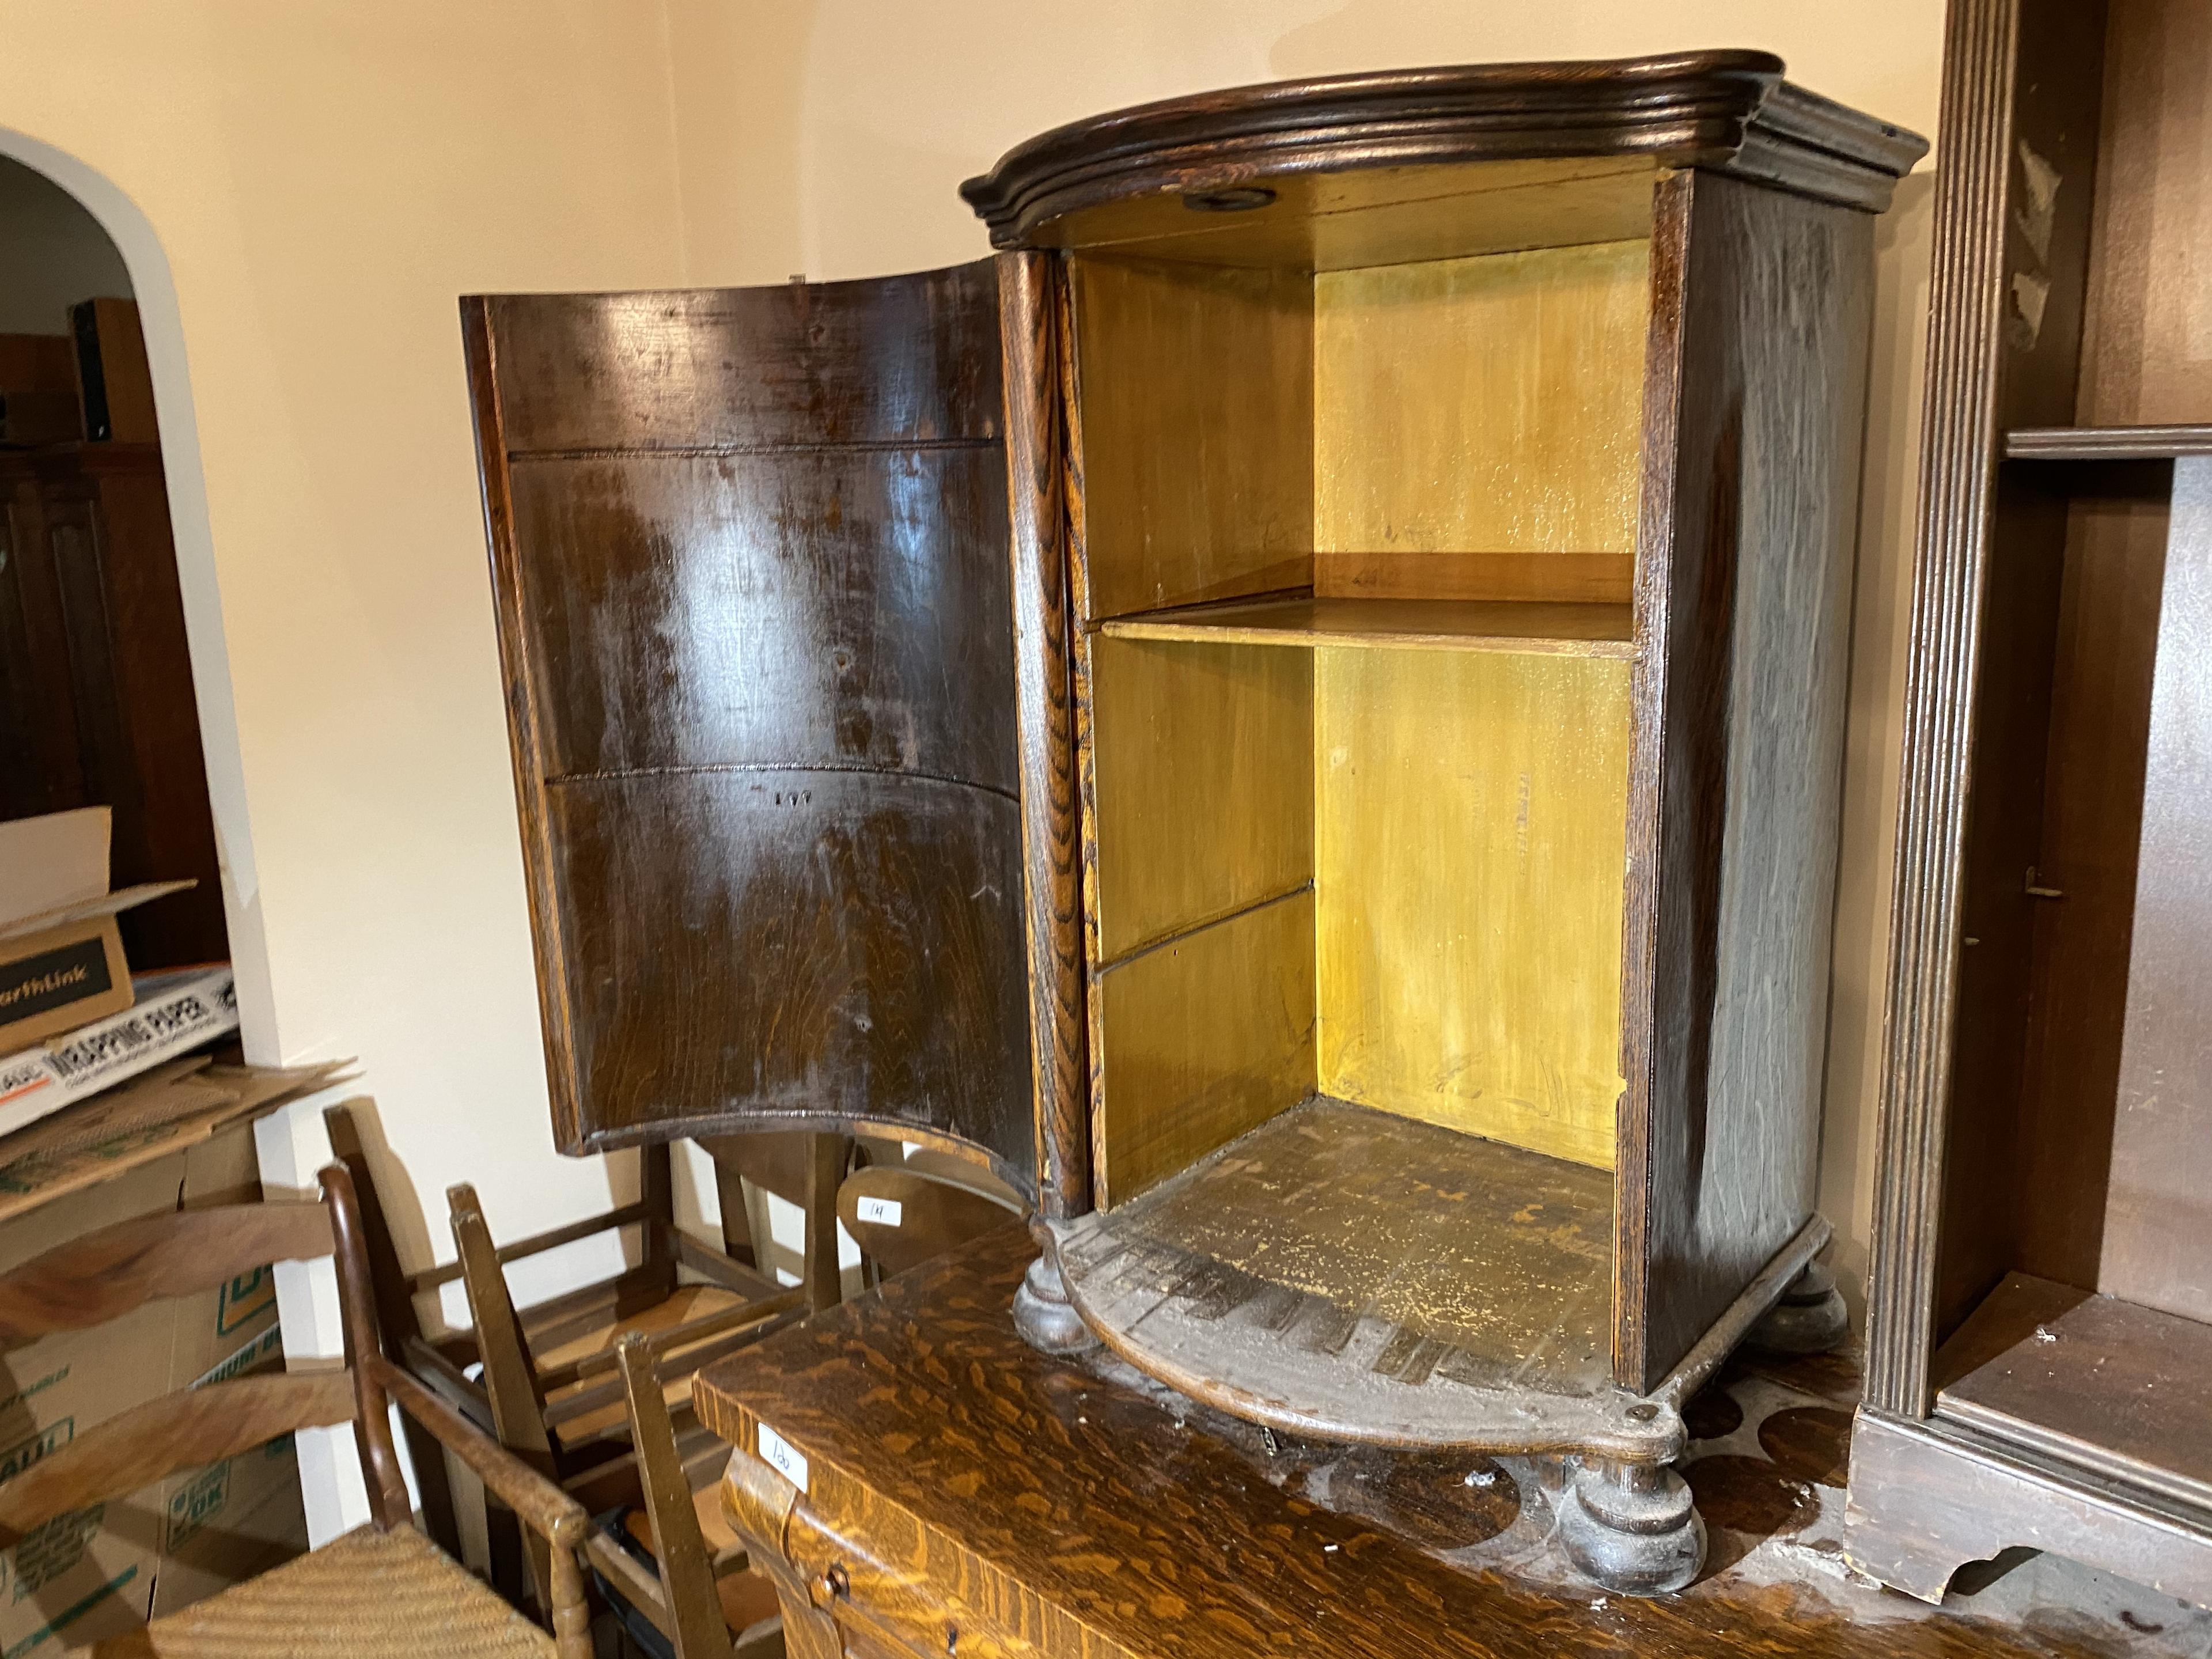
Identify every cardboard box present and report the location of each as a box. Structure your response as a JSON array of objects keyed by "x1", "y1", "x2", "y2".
[
  {"x1": 0, "y1": 967, "x2": 240, "y2": 1135},
  {"x1": 0, "y1": 918, "x2": 132, "y2": 1054},
  {"x1": 0, "y1": 1058, "x2": 340, "y2": 1652},
  {"x1": 0, "y1": 809, "x2": 195, "y2": 1056}
]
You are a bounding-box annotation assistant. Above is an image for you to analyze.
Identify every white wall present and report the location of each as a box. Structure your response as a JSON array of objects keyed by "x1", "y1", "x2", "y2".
[
  {"x1": 0, "y1": 152, "x2": 131, "y2": 334},
  {"x1": 0, "y1": 0, "x2": 695, "y2": 1541},
  {"x1": 0, "y1": 0, "x2": 1946, "y2": 1539}
]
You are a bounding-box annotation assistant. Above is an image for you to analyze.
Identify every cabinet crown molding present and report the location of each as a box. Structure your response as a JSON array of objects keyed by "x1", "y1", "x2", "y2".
[{"x1": 961, "y1": 51, "x2": 1929, "y2": 243}]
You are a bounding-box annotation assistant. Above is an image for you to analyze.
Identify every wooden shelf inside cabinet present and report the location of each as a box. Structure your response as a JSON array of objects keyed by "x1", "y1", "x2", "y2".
[
  {"x1": 2006, "y1": 424, "x2": 2212, "y2": 460},
  {"x1": 1093, "y1": 595, "x2": 1637, "y2": 657},
  {"x1": 1933, "y1": 1273, "x2": 2212, "y2": 1513}
]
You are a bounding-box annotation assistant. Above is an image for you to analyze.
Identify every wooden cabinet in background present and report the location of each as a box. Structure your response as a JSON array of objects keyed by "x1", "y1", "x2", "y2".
[
  {"x1": 1849, "y1": 0, "x2": 2212, "y2": 1611},
  {"x1": 0, "y1": 443, "x2": 227, "y2": 970}
]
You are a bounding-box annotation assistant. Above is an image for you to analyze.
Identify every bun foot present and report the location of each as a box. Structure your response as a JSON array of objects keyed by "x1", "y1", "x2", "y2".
[
  {"x1": 1558, "y1": 1457, "x2": 1705, "y2": 1596},
  {"x1": 1749, "y1": 1259, "x2": 1850, "y2": 1355},
  {"x1": 1012, "y1": 1252, "x2": 1100, "y2": 1355}
]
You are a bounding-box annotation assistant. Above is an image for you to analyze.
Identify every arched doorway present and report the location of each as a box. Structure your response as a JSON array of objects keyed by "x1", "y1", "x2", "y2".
[{"x1": 0, "y1": 131, "x2": 272, "y2": 1056}]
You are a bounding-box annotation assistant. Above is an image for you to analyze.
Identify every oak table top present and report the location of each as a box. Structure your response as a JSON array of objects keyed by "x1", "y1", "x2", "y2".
[{"x1": 691, "y1": 1225, "x2": 2152, "y2": 1659}]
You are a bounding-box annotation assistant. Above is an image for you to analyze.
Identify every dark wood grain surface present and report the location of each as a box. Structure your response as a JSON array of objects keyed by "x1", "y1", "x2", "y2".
[
  {"x1": 838, "y1": 1164, "x2": 1020, "y2": 1282},
  {"x1": 0, "y1": 446, "x2": 228, "y2": 968},
  {"x1": 1847, "y1": 1403, "x2": 2212, "y2": 1612},
  {"x1": 997, "y1": 249, "x2": 1090, "y2": 1221},
  {"x1": 503, "y1": 449, "x2": 1016, "y2": 790},
  {"x1": 544, "y1": 768, "x2": 1029, "y2": 1180},
  {"x1": 2008, "y1": 425, "x2": 2212, "y2": 459},
  {"x1": 1933, "y1": 0, "x2": 2113, "y2": 1343},
  {"x1": 1933, "y1": 1271, "x2": 2212, "y2": 1510},
  {"x1": 1853, "y1": 0, "x2": 2212, "y2": 1610},
  {"x1": 959, "y1": 52, "x2": 1926, "y2": 248},
  {"x1": 481, "y1": 279, "x2": 1004, "y2": 455},
  {"x1": 1062, "y1": 1097, "x2": 1613, "y2": 1418},
  {"x1": 1861, "y1": 0, "x2": 2033, "y2": 1423},
  {"x1": 466, "y1": 265, "x2": 1035, "y2": 1184},
  {"x1": 2073, "y1": 0, "x2": 2212, "y2": 430},
  {"x1": 1618, "y1": 169, "x2": 1872, "y2": 1392},
  {"x1": 2004, "y1": 460, "x2": 2165, "y2": 1305},
  {"x1": 697, "y1": 1226, "x2": 2068, "y2": 1659}
]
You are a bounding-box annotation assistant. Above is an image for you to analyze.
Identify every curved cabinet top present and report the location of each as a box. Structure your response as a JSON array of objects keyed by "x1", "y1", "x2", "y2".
[{"x1": 960, "y1": 51, "x2": 1927, "y2": 247}]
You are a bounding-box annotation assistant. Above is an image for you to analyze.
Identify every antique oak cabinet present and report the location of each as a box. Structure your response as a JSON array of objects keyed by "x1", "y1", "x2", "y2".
[
  {"x1": 1847, "y1": 0, "x2": 2212, "y2": 1609},
  {"x1": 465, "y1": 54, "x2": 1922, "y2": 1596}
]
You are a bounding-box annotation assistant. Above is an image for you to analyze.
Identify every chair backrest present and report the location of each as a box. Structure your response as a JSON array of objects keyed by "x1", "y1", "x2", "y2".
[
  {"x1": 0, "y1": 1166, "x2": 410, "y2": 1543},
  {"x1": 604, "y1": 1333, "x2": 733, "y2": 1659},
  {"x1": 336, "y1": 1111, "x2": 842, "y2": 1335},
  {"x1": 445, "y1": 1185, "x2": 804, "y2": 1495},
  {"x1": 837, "y1": 1162, "x2": 1024, "y2": 1282}
]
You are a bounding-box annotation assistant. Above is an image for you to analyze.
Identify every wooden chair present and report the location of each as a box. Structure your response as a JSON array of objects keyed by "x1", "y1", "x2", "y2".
[
  {"x1": 583, "y1": 1334, "x2": 782, "y2": 1659},
  {"x1": 450, "y1": 1195, "x2": 794, "y2": 1659},
  {"x1": 447, "y1": 1181, "x2": 804, "y2": 1512},
  {"x1": 0, "y1": 1165, "x2": 592, "y2": 1658},
  {"x1": 838, "y1": 1153, "x2": 1025, "y2": 1285},
  {"x1": 322, "y1": 1105, "x2": 846, "y2": 1547}
]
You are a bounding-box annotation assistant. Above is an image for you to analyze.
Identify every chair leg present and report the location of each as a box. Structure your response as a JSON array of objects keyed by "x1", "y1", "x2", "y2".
[
  {"x1": 486, "y1": 1502, "x2": 530, "y2": 1608},
  {"x1": 400, "y1": 1414, "x2": 465, "y2": 1558},
  {"x1": 711, "y1": 1152, "x2": 761, "y2": 1271},
  {"x1": 639, "y1": 1142, "x2": 678, "y2": 1299},
  {"x1": 801, "y1": 1134, "x2": 848, "y2": 1313}
]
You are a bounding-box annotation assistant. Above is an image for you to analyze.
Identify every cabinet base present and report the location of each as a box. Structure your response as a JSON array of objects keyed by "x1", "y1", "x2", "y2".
[
  {"x1": 1748, "y1": 1259, "x2": 1850, "y2": 1355},
  {"x1": 1845, "y1": 1407, "x2": 2212, "y2": 1609},
  {"x1": 1012, "y1": 1251, "x2": 1101, "y2": 1355},
  {"x1": 1559, "y1": 1458, "x2": 1707, "y2": 1596}
]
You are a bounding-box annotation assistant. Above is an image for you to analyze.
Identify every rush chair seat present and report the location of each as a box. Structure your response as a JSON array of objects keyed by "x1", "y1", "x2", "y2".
[
  {"x1": 322, "y1": 1105, "x2": 846, "y2": 1551},
  {"x1": 0, "y1": 1164, "x2": 592, "y2": 1658}
]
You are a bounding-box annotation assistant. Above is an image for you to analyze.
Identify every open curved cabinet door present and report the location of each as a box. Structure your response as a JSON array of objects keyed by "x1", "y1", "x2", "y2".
[{"x1": 463, "y1": 261, "x2": 1038, "y2": 1200}]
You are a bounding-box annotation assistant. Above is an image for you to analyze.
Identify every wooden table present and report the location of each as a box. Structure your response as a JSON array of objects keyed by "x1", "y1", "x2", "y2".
[{"x1": 691, "y1": 1225, "x2": 2164, "y2": 1658}]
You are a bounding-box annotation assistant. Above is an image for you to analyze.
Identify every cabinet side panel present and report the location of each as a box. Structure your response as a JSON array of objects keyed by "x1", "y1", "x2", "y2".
[
  {"x1": 1094, "y1": 891, "x2": 1316, "y2": 1208},
  {"x1": 2075, "y1": 0, "x2": 2212, "y2": 427},
  {"x1": 1090, "y1": 637, "x2": 1313, "y2": 964},
  {"x1": 1626, "y1": 173, "x2": 1875, "y2": 1388},
  {"x1": 998, "y1": 251, "x2": 1089, "y2": 1219},
  {"x1": 1069, "y1": 256, "x2": 1312, "y2": 619},
  {"x1": 2002, "y1": 474, "x2": 2163, "y2": 1305},
  {"x1": 2103, "y1": 457, "x2": 2212, "y2": 1320}
]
